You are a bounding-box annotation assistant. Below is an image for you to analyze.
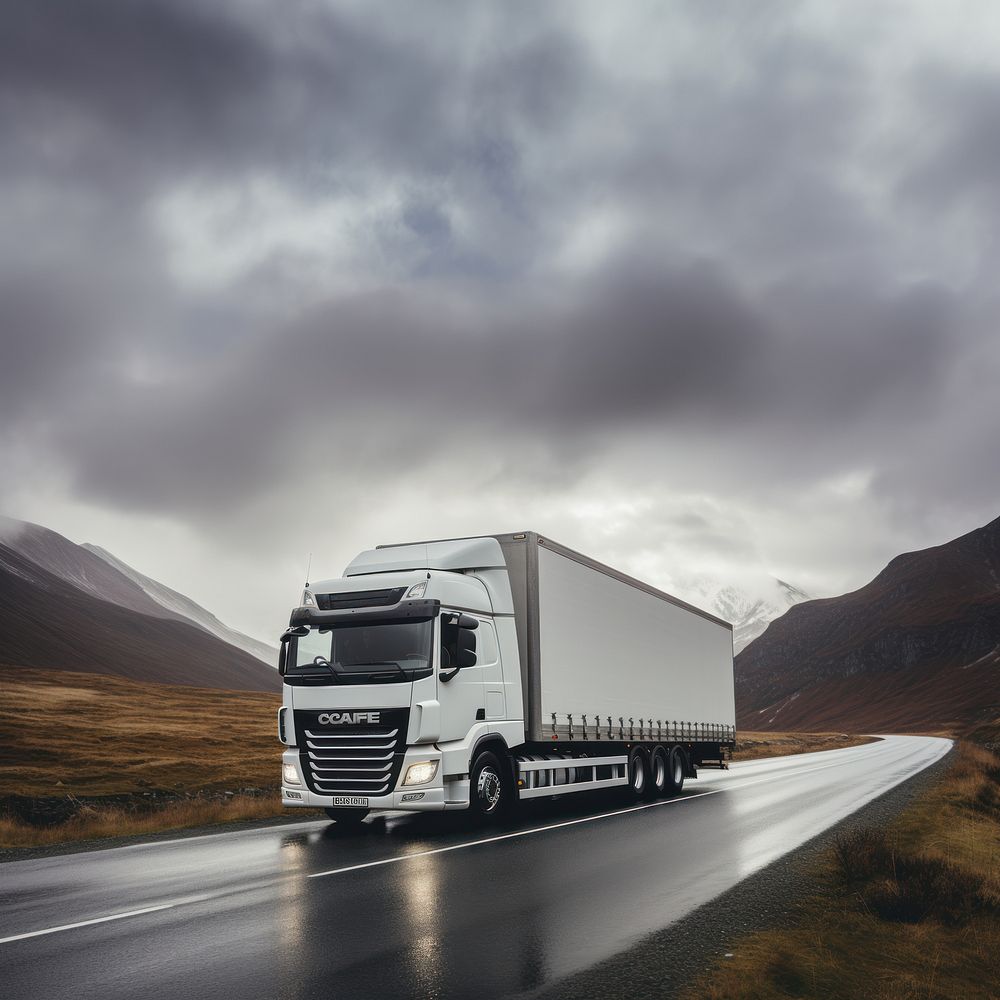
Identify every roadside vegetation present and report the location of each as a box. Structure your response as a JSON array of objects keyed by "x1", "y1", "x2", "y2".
[
  {"x1": 0, "y1": 665, "x2": 282, "y2": 796},
  {"x1": 0, "y1": 665, "x2": 324, "y2": 848},
  {"x1": 733, "y1": 731, "x2": 876, "y2": 761},
  {"x1": 0, "y1": 665, "x2": 880, "y2": 850},
  {"x1": 682, "y1": 740, "x2": 1000, "y2": 1000},
  {"x1": 0, "y1": 793, "x2": 289, "y2": 848}
]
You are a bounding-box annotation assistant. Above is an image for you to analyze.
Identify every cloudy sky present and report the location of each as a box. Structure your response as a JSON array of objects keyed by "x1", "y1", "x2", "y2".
[{"x1": 3, "y1": 0, "x2": 999, "y2": 643}]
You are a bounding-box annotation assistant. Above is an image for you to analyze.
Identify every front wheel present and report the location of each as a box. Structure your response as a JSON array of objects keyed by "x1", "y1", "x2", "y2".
[
  {"x1": 470, "y1": 750, "x2": 512, "y2": 820},
  {"x1": 324, "y1": 807, "x2": 369, "y2": 826}
]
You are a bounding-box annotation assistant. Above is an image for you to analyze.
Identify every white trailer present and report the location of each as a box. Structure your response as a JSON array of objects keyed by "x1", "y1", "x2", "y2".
[{"x1": 278, "y1": 532, "x2": 735, "y2": 824}]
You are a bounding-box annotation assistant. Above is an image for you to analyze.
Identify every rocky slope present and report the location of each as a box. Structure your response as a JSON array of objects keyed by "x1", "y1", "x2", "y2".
[
  {"x1": 0, "y1": 516, "x2": 274, "y2": 664},
  {"x1": 0, "y1": 515, "x2": 176, "y2": 620},
  {"x1": 82, "y1": 543, "x2": 276, "y2": 665},
  {"x1": 0, "y1": 541, "x2": 279, "y2": 691},
  {"x1": 735, "y1": 516, "x2": 1000, "y2": 733}
]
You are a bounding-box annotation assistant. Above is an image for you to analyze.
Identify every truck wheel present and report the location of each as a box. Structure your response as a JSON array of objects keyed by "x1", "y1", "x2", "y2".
[
  {"x1": 627, "y1": 747, "x2": 649, "y2": 799},
  {"x1": 649, "y1": 746, "x2": 669, "y2": 798},
  {"x1": 665, "y1": 747, "x2": 685, "y2": 796},
  {"x1": 470, "y1": 750, "x2": 511, "y2": 819},
  {"x1": 324, "y1": 808, "x2": 369, "y2": 826}
]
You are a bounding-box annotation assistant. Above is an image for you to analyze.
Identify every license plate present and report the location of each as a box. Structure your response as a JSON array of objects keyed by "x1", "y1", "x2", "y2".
[{"x1": 332, "y1": 796, "x2": 369, "y2": 807}]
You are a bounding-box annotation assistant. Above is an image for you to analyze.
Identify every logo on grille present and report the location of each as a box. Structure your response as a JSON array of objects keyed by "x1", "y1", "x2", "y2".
[{"x1": 317, "y1": 711, "x2": 381, "y2": 725}]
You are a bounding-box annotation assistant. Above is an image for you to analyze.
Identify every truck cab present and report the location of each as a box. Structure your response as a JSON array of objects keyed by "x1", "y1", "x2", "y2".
[{"x1": 278, "y1": 538, "x2": 525, "y2": 822}]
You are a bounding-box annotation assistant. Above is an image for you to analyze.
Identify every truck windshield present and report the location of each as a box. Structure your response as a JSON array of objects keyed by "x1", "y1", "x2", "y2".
[{"x1": 289, "y1": 620, "x2": 433, "y2": 682}]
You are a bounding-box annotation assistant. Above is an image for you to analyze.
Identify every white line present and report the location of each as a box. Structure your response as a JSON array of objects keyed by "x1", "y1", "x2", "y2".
[
  {"x1": 308, "y1": 790, "x2": 719, "y2": 878},
  {"x1": 2, "y1": 739, "x2": 948, "y2": 943},
  {"x1": 309, "y1": 750, "x2": 906, "y2": 881},
  {"x1": 0, "y1": 903, "x2": 176, "y2": 945}
]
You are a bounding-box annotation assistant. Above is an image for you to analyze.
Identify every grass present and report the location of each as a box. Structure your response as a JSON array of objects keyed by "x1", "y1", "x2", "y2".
[
  {"x1": 0, "y1": 665, "x2": 881, "y2": 849},
  {"x1": 680, "y1": 741, "x2": 1000, "y2": 1000},
  {"x1": 732, "y1": 730, "x2": 877, "y2": 761},
  {"x1": 0, "y1": 794, "x2": 289, "y2": 848},
  {"x1": 0, "y1": 664, "x2": 283, "y2": 797},
  {"x1": 0, "y1": 665, "x2": 326, "y2": 848}
]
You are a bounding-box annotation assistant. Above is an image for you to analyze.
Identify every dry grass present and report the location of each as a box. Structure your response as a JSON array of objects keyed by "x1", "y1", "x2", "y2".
[
  {"x1": 0, "y1": 665, "x2": 894, "y2": 850},
  {"x1": 0, "y1": 794, "x2": 293, "y2": 848},
  {"x1": 733, "y1": 730, "x2": 877, "y2": 761},
  {"x1": 0, "y1": 665, "x2": 306, "y2": 848},
  {"x1": 964, "y1": 714, "x2": 1000, "y2": 753},
  {"x1": 0, "y1": 664, "x2": 282, "y2": 797},
  {"x1": 681, "y1": 742, "x2": 1000, "y2": 1000}
]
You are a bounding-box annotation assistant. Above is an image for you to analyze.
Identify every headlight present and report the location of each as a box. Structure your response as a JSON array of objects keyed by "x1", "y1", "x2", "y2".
[
  {"x1": 402, "y1": 760, "x2": 438, "y2": 786},
  {"x1": 301, "y1": 589, "x2": 317, "y2": 608},
  {"x1": 282, "y1": 762, "x2": 301, "y2": 785},
  {"x1": 407, "y1": 582, "x2": 427, "y2": 598}
]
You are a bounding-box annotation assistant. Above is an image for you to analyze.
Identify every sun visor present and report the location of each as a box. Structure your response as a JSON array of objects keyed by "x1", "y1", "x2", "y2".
[
  {"x1": 289, "y1": 598, "x2": 441, "y2": 628},
  {"x1": 344, "y1": 537, "x2": 506, "y2": 576}
]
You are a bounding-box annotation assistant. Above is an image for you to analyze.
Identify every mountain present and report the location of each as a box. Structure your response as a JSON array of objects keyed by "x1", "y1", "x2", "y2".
[
  {"x1": 735, "y1": 516, "x2": 1000, "y2": 733},
  {"x1": 0, "y1": 516, "x2": 275, "y2": 665},
  {"x1": 0, "y1": 515, "x2": 178, "y2": 621},
  {"x1": 82, "y1": 544, "x2": 277, "y2": 665},
  {"x1": 679, "y1": 576, "x2": 812, "y2": 651},
  {"x1": 0, "y1": 540, "x2": 279, "y2": 691}
]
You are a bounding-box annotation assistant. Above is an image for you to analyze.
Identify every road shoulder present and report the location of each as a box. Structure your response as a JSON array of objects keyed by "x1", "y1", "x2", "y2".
[{"x1": 531, "y1": 745, "x2": 954, "y2": 1000}]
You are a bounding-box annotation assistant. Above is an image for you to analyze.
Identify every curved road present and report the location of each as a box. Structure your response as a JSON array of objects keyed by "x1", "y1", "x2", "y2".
[{"x1": 0, "y1": 735, "x2": 949, "y2": 1000}]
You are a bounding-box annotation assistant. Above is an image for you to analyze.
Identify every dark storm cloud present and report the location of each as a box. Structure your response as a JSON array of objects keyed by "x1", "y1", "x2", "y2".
[
  {"x1": 47, "y1": 252, "x2": 960, "y2": 517},
  {"x1": 0, "y1": 0, "x2": 584, "y2": 198},
  {"x1": 2, "y1": 0, "x2": 999, "y2": 556},
  {"x1": 897, "y1": 63, "x2": 1000, "y2": 218}
]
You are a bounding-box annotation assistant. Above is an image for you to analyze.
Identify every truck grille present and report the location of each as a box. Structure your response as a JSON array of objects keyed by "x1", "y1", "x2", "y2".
[
  {"x1": 314, "y1": 587, "x2": 405, "y2": 611},
  {"x1": 294, "y1": 709, "x2": 409, "y2": 796}
]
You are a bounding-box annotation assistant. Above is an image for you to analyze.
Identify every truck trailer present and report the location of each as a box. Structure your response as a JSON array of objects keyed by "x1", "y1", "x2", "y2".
[{"x1": 278, "y1": 532, "x2": 736, "y2": 824}]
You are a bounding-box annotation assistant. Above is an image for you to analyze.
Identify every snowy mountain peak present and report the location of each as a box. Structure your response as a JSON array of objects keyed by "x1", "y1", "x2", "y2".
[{"x1": 677, "y1": 575, "x2": 812, "y2": 652}]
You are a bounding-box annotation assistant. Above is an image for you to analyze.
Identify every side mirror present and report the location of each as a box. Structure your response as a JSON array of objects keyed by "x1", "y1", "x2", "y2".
[
  {"x1": 278, "y1": 625, "x2": 309, "y2": 675},
  {"x1": 455, "y1": 627, "x2": 477, "y2": 668},
  {"x1": 440, "y1": 614, "x2": 478, "y2": 681}
]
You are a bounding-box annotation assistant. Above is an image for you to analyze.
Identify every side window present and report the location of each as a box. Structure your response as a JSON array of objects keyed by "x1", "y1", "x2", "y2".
[
  {"x1": 441, "y1": 621, "x2": 454, "y2": 668},
  {"x1": 477, "y1": 620, "x2": 498, "y2": 665},
  {"x1": 441, "y1": 614, "x2": 497, "y2": 668}
]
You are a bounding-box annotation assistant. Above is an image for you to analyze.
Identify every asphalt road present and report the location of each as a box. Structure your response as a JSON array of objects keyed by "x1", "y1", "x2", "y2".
[{"x1": 0, "y1": 735, "x2": 950, "y2": 1000}]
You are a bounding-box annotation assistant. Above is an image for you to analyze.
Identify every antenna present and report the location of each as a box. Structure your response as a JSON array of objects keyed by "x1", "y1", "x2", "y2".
[{"x1": 304, "y1": 552, "x2": 312, "y2": 588}]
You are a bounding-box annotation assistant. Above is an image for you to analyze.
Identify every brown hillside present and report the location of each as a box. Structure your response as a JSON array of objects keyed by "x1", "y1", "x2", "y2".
[
  {"x1": 735, "y1": 515, "x2": 1000, "y2": 733},
  {"x1": 0, "y1": 543, "x2": 279, "y2": 691},
  {"x1": 0, "y1": 666, "x2": 281, "y2": 797}
]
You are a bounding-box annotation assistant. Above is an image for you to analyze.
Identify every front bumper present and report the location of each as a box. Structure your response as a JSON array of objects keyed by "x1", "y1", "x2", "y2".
[
  {"x1": 281, "y1": 786, "x2": 449, "y2": 811},
  {"x1": 281, "y1": 747, "x2": 457, "y2": 811}
]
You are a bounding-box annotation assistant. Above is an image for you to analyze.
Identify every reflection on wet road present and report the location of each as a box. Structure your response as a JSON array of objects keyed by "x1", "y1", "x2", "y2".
[{"x1": 0, "y1": 736, "x2": 950, "y2": 999}]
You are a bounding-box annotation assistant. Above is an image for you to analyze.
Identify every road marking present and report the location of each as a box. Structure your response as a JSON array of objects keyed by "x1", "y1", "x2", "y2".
[
  {"x1": 308, "y1": 790, "x2": 720, "y2": 878},
  {"x1": 309, "y1": 748, "x2": 917, "y2": 881},
  {"x1": 1, "y1": 739, "x2": 950, "y2": 944},
  {"x1": 0, "y1": 904, "x2": 177, "y2": 945}
]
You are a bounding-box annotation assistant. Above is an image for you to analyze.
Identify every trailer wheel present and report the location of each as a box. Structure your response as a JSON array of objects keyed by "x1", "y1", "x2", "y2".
[
  {"x1": 649, "y1": 746, "x2": 669, "y2": 798},
  {"x1": 470, "y1": 750, "x2": 511, "y2": 820},
  {"x1": 665, "y1": 747, "x2": 685, "y2": 796},
  {"x1": 627, "y1": 747, "x2": 649, "y2": 799},
  {"x1": 324, "y1": 808, "x2": 369, "y2": 826}
]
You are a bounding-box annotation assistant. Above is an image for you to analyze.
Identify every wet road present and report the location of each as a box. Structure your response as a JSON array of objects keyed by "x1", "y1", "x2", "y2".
[{"x1": 0, "y1": 735, "x2": 950, "y2": 1000}]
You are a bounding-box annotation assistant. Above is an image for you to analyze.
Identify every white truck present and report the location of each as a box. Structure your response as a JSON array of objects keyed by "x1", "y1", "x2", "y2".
[{"x1": 278, "y1": 532, "x2": 735, "y2": 824}]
